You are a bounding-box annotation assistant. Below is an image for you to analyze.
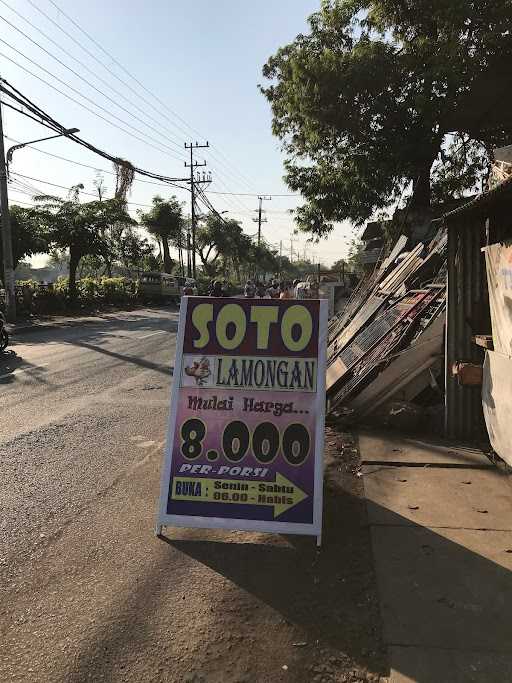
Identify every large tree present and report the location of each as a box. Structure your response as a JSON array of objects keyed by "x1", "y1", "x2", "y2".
[
  {"x1": 138, "y1": 196, "x2": 184, "y2": 274},
  {"x1": 195, "y1": 214, "x2": 247, "y2": 277},
  {"x1": 34, "y1": 186, "x2": 132, "y2": 299},
  {"x1": 261, "y1": 0, "x2": 512, "y2": 237}
]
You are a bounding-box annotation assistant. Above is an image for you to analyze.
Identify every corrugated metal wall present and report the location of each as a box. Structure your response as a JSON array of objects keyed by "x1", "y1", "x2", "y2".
[{"x1": 445, "y1": 219, "x2": 488, "y2": 441}]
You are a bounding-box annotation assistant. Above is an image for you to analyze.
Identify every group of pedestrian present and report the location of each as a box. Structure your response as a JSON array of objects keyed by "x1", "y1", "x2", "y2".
[
  {"x1": 243, "y1": 279, "x2": 297, "y2": 299},
  {"x1": 207, "y1": 277, "x2": 318, "y2": 299}
]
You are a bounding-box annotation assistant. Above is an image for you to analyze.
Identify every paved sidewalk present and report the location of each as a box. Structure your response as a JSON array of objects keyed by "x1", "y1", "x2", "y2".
[{"x1": 359, "y1": 430, "x2": 512, "y2": 683}]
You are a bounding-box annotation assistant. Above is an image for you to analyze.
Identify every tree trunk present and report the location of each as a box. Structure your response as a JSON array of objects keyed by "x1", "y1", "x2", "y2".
[
  {"x1": 69, "y1": 248, "x2": 80, "y2": 302},
  {"x1": 162, "y1": 239, "x2": 172, "y2": 274}
]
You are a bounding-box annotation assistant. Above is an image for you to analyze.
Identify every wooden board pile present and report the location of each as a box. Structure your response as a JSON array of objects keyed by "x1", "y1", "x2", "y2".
[{"x1": 326, "y1": 231, "x2": 447, "y2": 421}]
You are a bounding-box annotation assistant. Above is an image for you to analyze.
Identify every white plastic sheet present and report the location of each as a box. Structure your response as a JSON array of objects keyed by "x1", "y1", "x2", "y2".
[
  {"x1": 482, "y1": 350, "x2": 512, "y2": 466},
  {"x1": 484, "y1": 242, "x2": 512, "y2": 356}
]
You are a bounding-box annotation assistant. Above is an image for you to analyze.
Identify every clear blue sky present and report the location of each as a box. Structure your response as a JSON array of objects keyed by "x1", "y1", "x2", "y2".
[{"x1": 0, "y1": 0, "x2": 352, "y2": 266}]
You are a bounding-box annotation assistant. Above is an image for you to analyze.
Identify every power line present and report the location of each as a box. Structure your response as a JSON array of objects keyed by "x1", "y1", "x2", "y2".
[
  {"x1": 0, "y1": 16, "x2": 257, "y2": 196},
  {"x1": 207, "y1": 174, "x2": 254, "y2": 214},
  {"x1": 0, "y1": 77, "x2": 191, "y2": 187},
  {"x1": 204, "y1": 149, "x2": 256, "y2": 196},
  {"x1": 206, "y1": 146, "x2": 259, "y2": 194},
  {"x1": 9, "y1": 171, "x2": 156, "y2": 207},
  {"x1": 206, "y1": 190, "x2": 300, "y2": 197},
  {"x1": 0, "y1": 53, "x2": 182, "y2": 162},
  {"x1": 23, "y1": 0, "x2": 198, "y2": 145},
  {"x1": 43, "y1": 0, "x2": 210, "y2": 142},
  {"x1": 3, "y1": 135, "x2": 190, "y2": 192},
  {"x1": 37, "y1": 0, "x2": 263, "y2": 194},
  {"x1": 0, "y1": 39, "x2": 184, "y2": 162},
  {"x1": 0, "y1": 0, "x2": 189, "y2": 153}
]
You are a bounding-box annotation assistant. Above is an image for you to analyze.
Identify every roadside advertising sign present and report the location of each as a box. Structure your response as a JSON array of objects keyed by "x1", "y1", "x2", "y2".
[{"x1": 157, "y1": 297, "x2": 327, "y2": 543}]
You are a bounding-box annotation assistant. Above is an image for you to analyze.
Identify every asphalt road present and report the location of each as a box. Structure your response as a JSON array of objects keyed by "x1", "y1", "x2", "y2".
[{"x1": 0, "y1": 307, "x2": 386, "y2": 683}]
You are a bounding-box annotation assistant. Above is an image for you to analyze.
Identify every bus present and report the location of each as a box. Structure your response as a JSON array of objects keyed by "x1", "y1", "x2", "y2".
[{"x1": 138, "y1": 272, "x2": 182, "y2": 301}]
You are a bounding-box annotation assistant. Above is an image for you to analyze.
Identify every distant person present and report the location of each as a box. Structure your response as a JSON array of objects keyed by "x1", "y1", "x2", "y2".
[
  {"x1": 244, "y1": 280, "x2": 255, "y2": 298},
  {"x1": 265, "y1": 281, "x2": 277, "y2": 298},
  {"x1": 256, "y1": 281, "x2": 266, "y2": 298},
  {"x1": 279, "y1": 281, "x2": 293, "y2": 299},
  {"x1": 211, "y1": 280, "x2": 225, "y2": 297}
]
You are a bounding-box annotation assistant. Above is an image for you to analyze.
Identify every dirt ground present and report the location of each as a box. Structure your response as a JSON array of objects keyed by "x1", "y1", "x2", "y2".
[{"x1": 1, "y1": 420, "x2": 388, "y2": 683}]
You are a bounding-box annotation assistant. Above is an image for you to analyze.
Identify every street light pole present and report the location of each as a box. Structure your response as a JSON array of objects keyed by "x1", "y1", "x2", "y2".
[
  {"x1": 6, "y1": 128, "x2": 79, "y2": 176},
  {"x1": 0, "y1": 89, "x2": 15, "y2": 322}
]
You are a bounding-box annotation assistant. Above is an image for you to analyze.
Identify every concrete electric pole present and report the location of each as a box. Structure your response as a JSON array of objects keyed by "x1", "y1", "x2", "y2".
[
  {"x1": 0, "y1": 90, "x2": 15, "y2": 322},
  {"x1": 185, "y1": 142, "x2": 209, "y2": 279},
  {"x1": 253, "y1": 195, "x2": 271, "y2": 246}
]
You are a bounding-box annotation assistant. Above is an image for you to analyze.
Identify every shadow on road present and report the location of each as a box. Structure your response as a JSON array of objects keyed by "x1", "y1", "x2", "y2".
[
  {"x1": 155, "y1": 473, "x2": 387, "y2": 679},
  {"x1": 72, "y1": 339, "x2": 174, "y2": 377},
  {"x1": 0, "y1": 351, "x2": 51, "y2": 386},
  {"x1": 0, "y1": 350, "x2": 21, "y2": 384}
]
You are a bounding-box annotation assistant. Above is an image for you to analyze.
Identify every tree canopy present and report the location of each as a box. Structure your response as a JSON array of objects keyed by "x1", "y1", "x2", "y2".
[
  {"x1": 33, "y1": 187, "x2": 133, "y2": 298},
  {"x1": 0, "y1": 205, "x2": 49, "y2": 283},
  {"x1": 138, "y1": 196, "x2": 184, "y2": 274},
  {"x1": 261, "y1": 0, "x2": 512, "y2": 237},
  {"x1": 195, "y1": 214, "x2": 250, "y2": 276}
]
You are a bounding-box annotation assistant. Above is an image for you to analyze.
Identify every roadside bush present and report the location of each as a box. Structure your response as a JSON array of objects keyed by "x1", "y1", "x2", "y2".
[
  {"x1": 54, "y1": 276, "x2": 70, "y2": 298},
  {"x1": 14, "y1": 275, "x2": 141, "y2": 314},
  {"x1": 16, "y1": 279, "x2": 39, "y2": 291},
  {"x1": 78, "y1": 276, "x2": 100, "y2": 301},
  {"x1": 98, "y1": 276, "x2": 130, "y2": 302}
]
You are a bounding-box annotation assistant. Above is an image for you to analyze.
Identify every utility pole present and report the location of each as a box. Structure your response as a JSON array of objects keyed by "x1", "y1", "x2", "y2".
[
  {"x1": 185, "y1": 142, "x2": 209, "y2": 279},
  {"x1": 290, "y1": 235, "x2": 295, "y2": 262},
  {"x1": 186, "y1": 229, "x2": 192, "y2": 278},
  {"x1": 279, "y1": 240, "x2": 282, "y2": 277},
  {"x1": 0, "y1": 89, "x2": 15, "y2": 322},
  {"x1": 253, "y1": 195, "x2": 271, "y2": 246}
]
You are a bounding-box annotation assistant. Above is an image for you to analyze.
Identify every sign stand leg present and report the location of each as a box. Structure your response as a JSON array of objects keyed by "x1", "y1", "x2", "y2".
[
  {"x1": 316, "y1": 533, "x2": 322, "y2": 548},
  {"x1": 155, "y1": 524, "x2": 163, "y2": 538}
]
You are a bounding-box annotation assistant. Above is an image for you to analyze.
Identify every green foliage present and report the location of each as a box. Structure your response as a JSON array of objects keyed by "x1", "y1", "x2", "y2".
[
  {"x1": 22, "y1": 275, "x2": 140, "y2": 314},
  {"x1": 0, "y1": 205, "x2": 49, "y2": 283},
  {"x1": 54, "y1": 276, "x2": 69, "y2": 296},
  {"x1": 138, "y1": 196, "x2": 184, "y2": 274},
  {"x1": 195, "y1": 214, "x2": 264, "y2": 279},
  {"x1": 261, "y1": 0, "x2": 512, "y2": 237},
  {"x1": 330, "y1": 258, "x2": 347, "y2": 273},
  {"x1": 139, "y1": 252, "x2": 163, "y2": 273},
  {"x1": 31, "y1": 190, "x2": 133, "y2": 299},
  {"x1": 16, "y1": 279, "x2": 39, "y2": 291},
  {"x1": 347, "y1": 238, "x2": 365, "y2": 273}
]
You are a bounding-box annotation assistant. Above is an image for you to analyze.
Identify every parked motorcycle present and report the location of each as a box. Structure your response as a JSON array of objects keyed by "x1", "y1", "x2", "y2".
[{"x1": 0, "y1": 311, "x2": 9, "y2": 352}]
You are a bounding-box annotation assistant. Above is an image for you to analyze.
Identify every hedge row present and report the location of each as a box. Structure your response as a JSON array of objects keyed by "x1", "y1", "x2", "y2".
[{"x1": 15, "y1": 276, "x2": 143, "y2": 313}]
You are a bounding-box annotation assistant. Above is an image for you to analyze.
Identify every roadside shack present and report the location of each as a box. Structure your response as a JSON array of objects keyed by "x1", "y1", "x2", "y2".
[{"x1": 444, "y1": 174, "x2": 512, "y2": 463}]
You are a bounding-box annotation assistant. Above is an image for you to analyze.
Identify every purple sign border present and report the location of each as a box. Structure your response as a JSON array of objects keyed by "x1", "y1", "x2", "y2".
[{"x1": 156, "y1": 296, "x2": 327, "y2": 544}]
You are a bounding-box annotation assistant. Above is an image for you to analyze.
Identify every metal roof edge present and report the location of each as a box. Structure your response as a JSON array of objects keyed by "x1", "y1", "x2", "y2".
[{"x1": 443, "y1": 175, "x2": 512, "y2": 222}]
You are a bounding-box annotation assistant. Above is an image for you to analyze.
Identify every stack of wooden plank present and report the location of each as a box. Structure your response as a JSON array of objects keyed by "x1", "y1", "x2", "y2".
[{"x1": 326, "y1": 233, "x2": 447, "y2": 419}]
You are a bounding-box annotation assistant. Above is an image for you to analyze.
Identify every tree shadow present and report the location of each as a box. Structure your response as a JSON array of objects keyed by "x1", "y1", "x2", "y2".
[
  {"x1": 46, "y1": 469, "x2": 512, "y2": 682},
  {"x1": 0, "y1": 351, "x2": 51, "y2": 386},
  {"x1": 66, "y1": 481, "x2": 386, "y2": 682},
  {"x1": 71, "y1": 339, "x2": 174, "y2": 377},
  {"x1": 0, "y1": 350, "x2": 21, "y2": 384}
]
